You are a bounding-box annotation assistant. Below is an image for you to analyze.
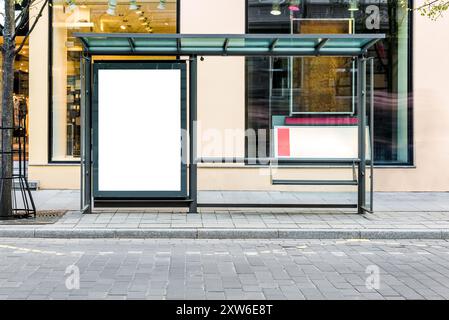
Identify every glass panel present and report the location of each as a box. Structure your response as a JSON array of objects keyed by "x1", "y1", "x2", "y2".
[
  {"x1": 275, "y1": 38, "x2": 317, "y2": 48},
  {"x1": 181, "y1": 38, "x2": 226, "y2": 47},
  {"x1": 86, "y1": 37, "x2": 130, "y2": 47},
  {"x1": 246, "y1": 0, "x2": 412, "y2": 165},
  {"x1": 51, "y1": 0, "x2": 178, "y2": 161},
  {"x1": 228, "y1": 38, "x2": 272, "y2": 49},
  {"x1": 291, "y1": 19, "x2": 355, "y2": 114},
  {"x1": 324, "y1": 38, "x2": 366, "y2": 48},
  {"x1": 133, "y1": 38, "x2": 177, "y2": 47},
  {"x1": 290, "y1": 56, "x2": 354, "y2": 113}
]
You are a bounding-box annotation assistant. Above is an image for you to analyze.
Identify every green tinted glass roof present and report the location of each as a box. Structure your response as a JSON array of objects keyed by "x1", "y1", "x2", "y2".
[{"x1": 74, "y1": 33, "x2": 385, "y2": 57}]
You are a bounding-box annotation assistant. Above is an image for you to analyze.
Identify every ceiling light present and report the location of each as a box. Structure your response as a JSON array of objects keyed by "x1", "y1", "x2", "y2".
[
  {"x1": 288, "y1": 0, "x2": 300, "y2": 11},
  {"x1": 271, "y1": 1, "x2": 281, "y2": 16},
  {"x1": 348, "y1": 0, "x2": 359, "y2": 11},
  {"x1": 120, "y1": 25, "x2": 126, "y2": 30},
  {"x1": 157, "y1": 0, "x2": 166, "y2": 10},
  {"x1": 138, "y1": 16, "x2": 145, "y2": 20},
  {"x1": 129, "y1": 0, "x2": 138, "y2": 10},
  {"x1": 66, "y1": 0, "x2": 77, "y2": 12},
  {"x1": 106, "y1": 0, "x2": 116, "y2": 15}
]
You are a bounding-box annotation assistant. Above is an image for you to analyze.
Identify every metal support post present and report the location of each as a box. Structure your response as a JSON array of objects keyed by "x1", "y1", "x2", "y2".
[
  {"x1": 189, "y1": 56, "x2": 198, "y2": 213},
  {"x1": 80, "y1": 55, "x2": 92, "y2": 214},
  {"x1": 357, "y1": 57, "x2": 367, "y2": 214},
  {"x1": 369, "y1": 57, "x2": 374, "y2": 212}
]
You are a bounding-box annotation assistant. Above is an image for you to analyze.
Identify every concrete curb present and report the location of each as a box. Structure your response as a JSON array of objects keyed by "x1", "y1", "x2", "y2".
[{"x1": 1, "y1": 228, "x2": 449, "y2": 239}]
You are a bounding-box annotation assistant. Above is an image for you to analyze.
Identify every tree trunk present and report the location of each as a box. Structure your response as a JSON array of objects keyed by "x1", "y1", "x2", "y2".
[{"x1": 0, "y1": 0, "x2": 16, "y2": 218}]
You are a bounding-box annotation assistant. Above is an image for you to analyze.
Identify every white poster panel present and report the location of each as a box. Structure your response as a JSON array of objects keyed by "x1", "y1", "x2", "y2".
[
  {"x1": 97, "y1": 69, "x2": 181, "y2": 192},
  {"x1": 274, "y1": 126, "x2": 370, "y2": 159}
]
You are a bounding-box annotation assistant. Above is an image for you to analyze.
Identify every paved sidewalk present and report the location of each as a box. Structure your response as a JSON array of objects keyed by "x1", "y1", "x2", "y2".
[
  {"x1": 27, "y1": 190, "x2": 449, "y2": 212},
  {"x1": 1, "y1": 209, "x2": 449, "y2": 239},
  {"x1": 2, "y1": 190, "x2": 449, "y2": 239}
]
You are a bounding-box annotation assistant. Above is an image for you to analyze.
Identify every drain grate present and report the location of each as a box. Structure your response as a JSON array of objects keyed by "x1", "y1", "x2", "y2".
[
  {"x1": 0, "y1": 210, "x2": 66, "y2": 225},
  {"x1": 35, "y1": 210, "x2": 67, "y2": 218}
]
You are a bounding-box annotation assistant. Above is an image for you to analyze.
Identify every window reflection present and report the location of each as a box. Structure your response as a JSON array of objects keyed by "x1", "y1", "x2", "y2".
[{"x1": 246, "y1": 0, "x2": 411, "y2": 164}]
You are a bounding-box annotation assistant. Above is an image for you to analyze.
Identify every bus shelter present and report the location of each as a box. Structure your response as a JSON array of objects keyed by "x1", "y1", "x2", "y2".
[{"x1": 74, "y1": 32, "x2": 384, "y2": 214}]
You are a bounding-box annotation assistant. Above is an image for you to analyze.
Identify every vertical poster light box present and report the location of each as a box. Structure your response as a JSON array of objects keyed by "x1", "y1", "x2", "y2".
[{"x1": 92, "y1": 62, "x2": 187, "y2": 199}]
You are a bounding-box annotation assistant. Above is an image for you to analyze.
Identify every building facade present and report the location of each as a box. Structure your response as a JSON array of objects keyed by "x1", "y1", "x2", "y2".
[{"x1": 17, "y1": 0, "x2": 449, "y2": 192}]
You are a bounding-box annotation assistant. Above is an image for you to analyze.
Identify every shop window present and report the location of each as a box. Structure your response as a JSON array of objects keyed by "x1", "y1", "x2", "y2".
[
  {"x1": 50, "y1": 0, "x2": 178, "y2": 161},
  {"x1": 1, "y1": 1, "x2": 30, "y2": 161},
  {"x1": 246, "y1": 0, "x2": 412, "y2": 165}
]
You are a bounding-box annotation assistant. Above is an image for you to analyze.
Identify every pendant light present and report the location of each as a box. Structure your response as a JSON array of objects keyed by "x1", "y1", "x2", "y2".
[
  {"x1": 157, "y1": 0, "x2": 166, "y2": 10},
  {"x1": 66, "y1": 0, "x2": 77, "y2": 12},
  {"x1": 106, "y1": 0, "x2": 117, "y2": 15},
  {"x1": 129, "y1": 0, "x2": 138, "y2": 10},
  {"x1": 271, "y1": 1, "x2": 281, "y2": 16},
  {"x1": 348, "y1": 0, "x2": 359, "y2": 12},
  {"x1": 288, "y1": 0, "x2": 300, "y2": 11}
]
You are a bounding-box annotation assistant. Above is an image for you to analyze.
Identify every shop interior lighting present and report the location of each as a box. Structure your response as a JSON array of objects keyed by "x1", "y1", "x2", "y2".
[
  {"x1": 288, "y1": 0, "x2": 300, "y2": 11},
  {"x1": 106, "y1": 0, "x2": 117, "y2": 15},
  {"x1": 348, "y1": 0, "x2": 359, "y2": 11},
  {"x1": 271, "y1": 1, "x2": 282, "y2": 15},
  {"x1": 157, "y1": 0, "x2": 166, "y2": 10},
  {"x1": 129, "y1": 0, "x2": 138, "y2": 10},
  {"x1": 66, "y1": 0, "x2": 77, "y2": 11}
]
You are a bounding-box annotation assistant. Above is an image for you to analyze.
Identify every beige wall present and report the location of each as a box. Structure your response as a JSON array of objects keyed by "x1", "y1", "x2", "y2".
[
  {"x1": 28, "y1": 5, "x2": 80, "y2": 189},
  {"x1": 373, "y1": 13, "x2": 449, "y2": 191},
  {"x1": 181, "y1": 0, "x2": 246, "y2": 158},
  {"x1": 29, "y1": 5, "x2": 49, "y2": 166},
  {"x1": 27, "y1": 1, "x2": 449, "y2": 192}
]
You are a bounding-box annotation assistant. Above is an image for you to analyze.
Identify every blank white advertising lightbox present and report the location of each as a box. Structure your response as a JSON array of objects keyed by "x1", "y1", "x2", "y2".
[{"x1": 97, "y1": 68, "x2": 182, "y2": 193}]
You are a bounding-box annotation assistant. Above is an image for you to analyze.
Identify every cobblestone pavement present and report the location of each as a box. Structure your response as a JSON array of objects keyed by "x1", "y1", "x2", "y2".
[{"x1": 1, "y1": 238, "x2": 449, "y2": 300}]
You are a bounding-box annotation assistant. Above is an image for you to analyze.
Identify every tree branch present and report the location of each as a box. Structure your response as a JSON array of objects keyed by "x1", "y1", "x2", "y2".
[
  {"x1": 15, "y1": 2, "x2": 30, "y2": 25},
  {"x1": 16, "y1": 0, "x2": 50, "y2": 30},
  {"x1": 415, "y1": 0, "x2": 439, "y2": 10},
  {"x1": 14, "y1": 0, "x2": 49, "y2": 55},
  {"x1": 14, "y1": 0, "x2": 34, "y2": 35},
  {"x1": 414, "y1": 0, "x2": 446, "y2": 10}
]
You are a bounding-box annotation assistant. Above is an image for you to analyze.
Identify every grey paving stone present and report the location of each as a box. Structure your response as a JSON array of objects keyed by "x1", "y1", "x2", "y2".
[
  {"x1": 1, "y1": 238, "x2": 449, "y2": 300},
  {"x1": 198, "y1": 229, "x2": 278, "y2": 239},
  {"x1": 278, "y1": 229, "x2": 361, "y2": 239}
]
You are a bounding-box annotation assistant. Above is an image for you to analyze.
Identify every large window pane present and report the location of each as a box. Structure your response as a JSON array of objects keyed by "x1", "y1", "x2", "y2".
[
  {"x1": 51, "y1": 0, "x2": 177, "y2": 161},
  {"x1": 246, "y1": 0, "x2": 412, "y2": 165}
]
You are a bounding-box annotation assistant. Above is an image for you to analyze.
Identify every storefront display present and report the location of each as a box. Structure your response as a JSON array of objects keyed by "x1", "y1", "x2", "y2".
[
  {"x1": 246, "y1": 0, "x2": 412, "y2": 165},
  {"x1": 51, "y1": 0, "x2": 178, "y2": 161}
]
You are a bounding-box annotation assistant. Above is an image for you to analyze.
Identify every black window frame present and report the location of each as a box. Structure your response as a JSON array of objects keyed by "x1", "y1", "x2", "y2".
[{"x1": 244, "y1": 0, "x2": 414, "y2": 167}]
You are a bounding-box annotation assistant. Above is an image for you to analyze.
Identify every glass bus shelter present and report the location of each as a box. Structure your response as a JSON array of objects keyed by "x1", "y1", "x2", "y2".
[{"x1": 74, "y1": 32, "x2": 384, "y2": 214}]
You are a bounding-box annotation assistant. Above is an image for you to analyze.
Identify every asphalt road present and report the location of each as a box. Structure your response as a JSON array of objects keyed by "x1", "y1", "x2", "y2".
[{"x1": 1, "y1": 238, "x2": 449, "y2": 300}]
